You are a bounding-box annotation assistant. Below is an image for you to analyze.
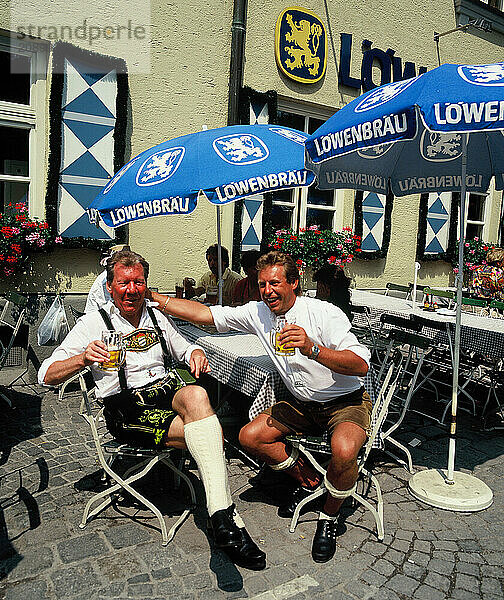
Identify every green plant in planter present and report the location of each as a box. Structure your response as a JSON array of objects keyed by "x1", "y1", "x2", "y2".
[
  {"x1": 267, "y1": 225, "x2": 361, "y2": 272},
  {"x1": 0, "y1": 203, "x2": 64, "y2": 279}
]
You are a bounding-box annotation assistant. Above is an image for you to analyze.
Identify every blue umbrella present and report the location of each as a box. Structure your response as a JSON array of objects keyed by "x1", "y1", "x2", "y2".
[
  {"x1": 306, "y1": 61, "x2": 504, "y2": 511},
  {"x1": 305, "y1": 63, "x2": 504, "y2": 197},
  {"x1": 89, "y1": 124, "x2": 314, "y2": 228},
  {"x1": 88, "y1": 124, "x2": 314, "y2": 303}
]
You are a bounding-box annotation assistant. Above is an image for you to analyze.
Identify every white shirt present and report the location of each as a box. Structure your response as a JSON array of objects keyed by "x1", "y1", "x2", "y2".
[
  {"x1": 85, "y1": 271, "x2": 110, "y2": 314},
  {"x1": 210, "y1": 296, "x2": 370, "y2": 403},
  {"x1": 38, "y1": 301, "x2": 203, "y2": 399}
]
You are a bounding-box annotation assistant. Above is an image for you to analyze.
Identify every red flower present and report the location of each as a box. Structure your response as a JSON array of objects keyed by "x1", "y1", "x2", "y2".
[
  {"x1": 10, "y1": 244, "x2": 22, "y2": 254},
  {"x1": 2, "y1": 227, "x2": 13, "y2": 238},
  {"x1": 290, "y1": 235, "x2": 297, "y2": 241},
  {"x1": 328, "y1": 256, "x2": 336, "y2": 263}
]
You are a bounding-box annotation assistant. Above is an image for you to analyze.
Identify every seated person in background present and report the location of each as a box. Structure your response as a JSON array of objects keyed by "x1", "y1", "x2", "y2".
[
  {"x1": 184, "y1": 244, "x2": 242, "y2": 306},
  {"x1": 38, "y1": 250, "x2": 265, "y2": 570},
  {"x1": 85, "y1": 244, "x2": 130, "y2": 313},
  {"x1": 470, "y1": 247, "x2": 504, "y2": 301},
  {"x1": 313, "y1": 263, "x2": 352, "y2": 320},
  {"x1": 232, "y1": 249, "x2": 262, "y2": 305}
]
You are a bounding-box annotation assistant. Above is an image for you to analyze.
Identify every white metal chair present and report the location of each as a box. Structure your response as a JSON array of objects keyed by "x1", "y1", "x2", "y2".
[
  {"x1": 77, "y1": 370, "x2": 196, "y2": 546},
  {"x1": 285, "y1": 356, "x2": 402, "y2": 541},
  {"x1": 0, "y1": 291, "x2": 30, "y2": 406}
]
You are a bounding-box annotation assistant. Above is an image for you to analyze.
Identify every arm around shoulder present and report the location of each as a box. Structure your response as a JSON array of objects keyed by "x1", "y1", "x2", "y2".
[{"x1": 150, "y1": 291, "x2": 215, "y2": 325}]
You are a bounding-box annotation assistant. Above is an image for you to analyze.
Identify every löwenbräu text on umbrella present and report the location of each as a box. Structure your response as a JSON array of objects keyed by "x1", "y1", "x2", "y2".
[
  {"x1": 308, "y1": 111, "x2": 414, "y2": 161},
  {"x1": 209, "y1": 169, "x2": 311, "y2": 204},
  {"x1": 99, "y1": 196, "x2": 193, "y2": 226}
]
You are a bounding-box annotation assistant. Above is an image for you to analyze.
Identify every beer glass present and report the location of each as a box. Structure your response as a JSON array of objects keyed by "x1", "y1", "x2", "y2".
[
  {"x1": 175, "y1": 282, "x2": 184, "y2": 298},
  {"x1": 272, "y1": 316, "x2": 295, "y2": 356},
  {"x1": 205, "y1": 285, "x2": 218, "y2": 305},
  {"x1": 100, "y1": 331, "x2": 125, "y2": 371}
]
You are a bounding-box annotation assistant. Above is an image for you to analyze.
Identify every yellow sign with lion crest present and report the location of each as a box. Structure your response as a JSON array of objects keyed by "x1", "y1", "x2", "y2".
[{"x1": 275, "y1": 7, "x2": 327, "y2": 84}]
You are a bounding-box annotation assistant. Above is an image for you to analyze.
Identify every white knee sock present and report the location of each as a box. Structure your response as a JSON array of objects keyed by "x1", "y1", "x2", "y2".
[{"x1": 184, "y1": 414, "x2": 232, "y2": 516}]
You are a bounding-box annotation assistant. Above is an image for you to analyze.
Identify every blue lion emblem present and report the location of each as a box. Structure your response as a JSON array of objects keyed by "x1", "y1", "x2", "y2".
[
  {"x1": 269, "y1": 127, "x2": 307, "y2": 145},
  {"x1": 213, "y1": 134, "x2": 269, "y2": 165},
  {"x1": 420, "y1": 132, "x2": 463, "y2": 162},
  {"x1": 458, "y1": 63, "x2": 504, "y2": 86},
  {"x1": 136, "y1": 147, "x2": 185, "y2": 186},
  {"x1": 355, "y1": 77, "x2": 419, "y2": 113},
  {"x1": 357, "y1": 143, "x2": 393, "y2": 159}
]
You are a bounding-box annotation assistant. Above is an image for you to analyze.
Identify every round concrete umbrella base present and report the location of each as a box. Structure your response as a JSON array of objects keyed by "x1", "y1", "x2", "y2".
[{"x1": 408, "y1": 469, "x2": 493, "y2": 512}]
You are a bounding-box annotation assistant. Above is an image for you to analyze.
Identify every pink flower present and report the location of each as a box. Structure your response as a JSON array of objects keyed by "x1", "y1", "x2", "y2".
[
  {"x1": 465, "y1": 243, "x2": 469, "y2": 247},
  {"x1": 474, "y1": 237, "x2": 479, "y2": 241},
  {"x1": 26, "y1": 232, "x2": 41, "y2": 243},
  {"x1": 55, "y1": 236, "x2": 63, "y2": 244}
]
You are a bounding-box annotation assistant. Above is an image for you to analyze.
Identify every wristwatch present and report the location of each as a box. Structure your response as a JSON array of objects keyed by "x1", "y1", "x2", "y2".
[{"x1": 308, "y1": 343, "x2": 321, "y2": 360}]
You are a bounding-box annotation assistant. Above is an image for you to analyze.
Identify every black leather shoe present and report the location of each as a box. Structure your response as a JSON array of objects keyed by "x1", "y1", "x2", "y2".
[
  {"x1": 222, "y1": 528, "x2": 266, "y2": 571},
  {"x1": 312, "y1": 518, "x2": 338, "y2": 563},
  {"x1": 208, "y1": 505, "x2": 242, "y2": 548},
  {"x1": 278, "y1": 485, "x2": 321, "y2": 518}
]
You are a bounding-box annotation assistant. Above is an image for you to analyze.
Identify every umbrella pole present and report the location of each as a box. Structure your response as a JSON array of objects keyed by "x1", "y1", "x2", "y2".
[
  {"x1": 216, "y1": 206, "x2": 223, "y2": 305},
  {"x1": 411, "y1": 262, "x2": 420, "y2": 308},
  {"x1": 408, "y1": 135, "x2": 493, "y2": 511},
  {"x1": 447, "y1": 134, "x2": 467, "y2": 481}
]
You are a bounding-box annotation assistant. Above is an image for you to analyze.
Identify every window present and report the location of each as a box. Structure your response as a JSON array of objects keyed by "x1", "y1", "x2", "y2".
[
  {"x1": 0, "y1": 36, "x2": 47, "y2": 217},
  {"x1": 271, "y1": 101, "x2": 343, "y2": 233},
  {"x1": 454, "y1": 0, "x2": 504, "y2": 36},
  {"x1": 465, "y1": 193, "x2": 488, "y2": 239},
  {"x1": 482, "y1": 0, "x2": 503, "y2": 11}
]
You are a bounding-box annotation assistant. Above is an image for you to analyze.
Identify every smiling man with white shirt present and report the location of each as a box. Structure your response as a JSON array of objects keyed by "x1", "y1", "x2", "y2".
[{"x1": 149, "y1": 250, "x2": 371, "y2": 563}]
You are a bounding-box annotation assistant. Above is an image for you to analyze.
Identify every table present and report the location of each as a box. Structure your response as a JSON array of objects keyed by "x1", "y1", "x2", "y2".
[
  {"x1": 351, "y1": 289, "x2": 504, "y2": 359},
  {"x1": 177, "y1": 322, "x2": 381, "y2": 445},
  {"x1": 179, "y1": 323, "x2": 291, "y2": 420}
]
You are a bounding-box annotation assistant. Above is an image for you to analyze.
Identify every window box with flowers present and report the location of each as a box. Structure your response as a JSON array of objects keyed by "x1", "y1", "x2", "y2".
[
  {"x1": 267, "y1": 225, "x2": 362, "y2": 284},
  {"x1": 0, "y1": 203, "x2": 64, "y2": 279},
  {"x1": 451, "y1": 236, "x2": 496, "y2": 282}
]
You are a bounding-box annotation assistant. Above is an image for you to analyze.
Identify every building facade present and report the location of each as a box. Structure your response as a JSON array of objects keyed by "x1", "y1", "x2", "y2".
[{"x1": 1, "y1": 0, "x2": 503, "y2": 293}]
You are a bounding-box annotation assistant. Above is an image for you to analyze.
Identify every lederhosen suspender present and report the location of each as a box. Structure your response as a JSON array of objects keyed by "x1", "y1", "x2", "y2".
[{"x1": 98, "y1": 306, "x2": 175, "y2": 390}]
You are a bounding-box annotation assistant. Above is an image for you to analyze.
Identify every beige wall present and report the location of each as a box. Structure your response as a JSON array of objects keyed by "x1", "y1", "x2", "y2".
[
  {"x1": 1, "y1": 1, "x2": 503, "y2": 293},
  {"x1": 243, "y1": 1, "x2": 503, "y2": 290}
]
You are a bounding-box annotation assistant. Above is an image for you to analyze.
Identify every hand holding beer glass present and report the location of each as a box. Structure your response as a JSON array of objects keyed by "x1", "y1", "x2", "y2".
[{"x1": 99, "y1": 331, "x2": 125, "y2": 371}]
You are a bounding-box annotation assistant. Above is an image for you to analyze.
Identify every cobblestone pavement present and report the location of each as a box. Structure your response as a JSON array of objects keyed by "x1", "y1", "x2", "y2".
[{"x1": 0, "y1": 383, "x2": 503, "y2": 600}]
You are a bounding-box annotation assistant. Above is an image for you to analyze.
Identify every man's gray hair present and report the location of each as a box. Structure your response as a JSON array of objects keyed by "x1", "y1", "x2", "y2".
[{"x1": 106, "y1": 250, "x2": 150, "y2": 283}]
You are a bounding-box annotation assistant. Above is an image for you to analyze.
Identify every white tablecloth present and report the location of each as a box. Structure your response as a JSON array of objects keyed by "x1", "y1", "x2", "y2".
[{"x1": 351, "y1": 289, "x2": 504, "y2": 358}]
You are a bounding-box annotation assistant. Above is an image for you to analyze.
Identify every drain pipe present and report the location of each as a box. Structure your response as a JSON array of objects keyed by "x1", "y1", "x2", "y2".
[
  {"x1": 227, "y1": 0, "x2": 247, "y2": 125},
  {"x1": 227, "y1": 0, "x2": 248, "y2": 272}
]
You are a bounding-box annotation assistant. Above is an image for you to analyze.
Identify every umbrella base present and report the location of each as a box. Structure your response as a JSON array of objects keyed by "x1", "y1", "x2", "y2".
[{"x1": 408, "y1": 469, "x2": 493, "y2": 512}]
